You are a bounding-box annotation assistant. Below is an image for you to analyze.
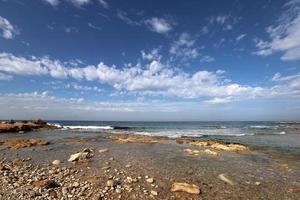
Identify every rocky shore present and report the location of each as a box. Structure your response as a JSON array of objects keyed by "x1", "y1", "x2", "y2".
[
  {"x1": 0, "y1": 131, "x2": 300, "y2": 199},
  {"x1": 0, "y1": 119, "x2": 57, "y2": 133}
]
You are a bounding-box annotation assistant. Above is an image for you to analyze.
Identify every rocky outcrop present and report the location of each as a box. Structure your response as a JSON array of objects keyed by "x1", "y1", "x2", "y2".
[
  {"x1": 110, "y1": 134, "x2": 164, "y2": 144},
  {"x1": 0, "y1": 139, "x2": 49, "y2": 149},
  {"x1": 0, "y1": 119, "x2": 57, "y2": 133}
]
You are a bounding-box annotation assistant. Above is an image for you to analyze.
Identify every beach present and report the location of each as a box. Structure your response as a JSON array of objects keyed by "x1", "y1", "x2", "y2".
[{"x1": 0, "y1": 121, "x2": 300, "y2": 200}]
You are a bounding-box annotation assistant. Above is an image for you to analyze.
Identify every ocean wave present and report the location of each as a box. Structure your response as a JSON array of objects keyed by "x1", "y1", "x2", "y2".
[
  {"x1": 63, "y1": 125, "x2": 114, "y2": 130},
  {"x1": 111, "y1": 129, "x2": 250, "y2": 138},
  {"x1": 249, "y1": 125, "x2": 279, "y2": 129},
  {"x1": 47, "y1": 123, "x2": 63, "y2": 128}
]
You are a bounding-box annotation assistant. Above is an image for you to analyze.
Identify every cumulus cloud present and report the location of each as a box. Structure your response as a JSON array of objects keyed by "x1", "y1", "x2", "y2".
[
  {"x1": 1, "y1": 52, "x2": 299, "y2": 102},
  {"x1": 255, "y1": 0, "x2": 300, "y2": 61},
  {"x1": 0, "y1": 16, "x2": 17, "y2": 39},
  {"x1": 146, "y1": 17, "x2": 173, "y2": 34},
  {"x1": 0, "y1": 52, "x2": 265, "y2": 100}
]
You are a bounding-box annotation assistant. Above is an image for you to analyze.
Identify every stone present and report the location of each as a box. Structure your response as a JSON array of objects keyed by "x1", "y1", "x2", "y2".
[
  {"x1": 99, "y1": 148, "x2": 109, "y2": 153},
  {"x1": 34, "y1": 180, "x2": 59, "y2": 189},
  {"x1": 52, "y1": 160, "x2": 61, "y2": 165},
  {"x1": 150, "y1": 190, "x2": 158, "y2": 196},
  {"x1": 146, "y1": 178, "x2": 154, "y2": 183},
  {"x1": 218, "y1": 174, "x2": 235, "y2": 186},
  {"x1": 125, "y1": 164, "x2": 131, "y2": 168},
  {"x1": 255, "y1": 181, "x2": 261, "y2": 186},
  {"x1": 171, "y1": 182, "x2": 200, "y2": 194},
  {"x1": 107, "y1": 180, "x2": 115, "y2": 187},
  {"x1": 73, "y1": 182, "x2": 80, "y2": 187},
  {"x1": 68, "y1": 152, "x2": 89, "y2": 162}
]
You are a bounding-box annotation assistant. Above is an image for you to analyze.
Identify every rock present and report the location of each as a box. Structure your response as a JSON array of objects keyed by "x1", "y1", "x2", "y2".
[
  {"x1": 150, "y1": 190, "x2": 158, "y2": 196},
  {"x1": 110, "y1": 134, "x2": 160, "y2": 144},
  {"x1": 68, "y1": 149, "x2": 94, "y2": 162},
  {"x1": 52, "y1": 160, "x2": 61, "y2": 165},
  {"x1": 255, "y1": 181, "x2": 261, "y2": 186},
  {"x1": 99, "y1": 148, "x2": 109, "y2": 153},
  {"x1": 171, "y1": 182, "x2": 200, "y2": 194},
  {"x1": 2, "y1": 139, "x2": 49, "y2": 149},
  {"x1": 106, "y1": 180, "x2": 115, "y2": 187},
  {"x1": 146, "y1": 178, "x2": 154, "y2": 183},
  {"x1": 190, "y1": 140, "x2": 248, "y2": 152},
  {"x1": 34, "y1": 180, "x2": 59, "y2": 189},
  {"x1": 125, "y1": 164, "x2": 131, "y2": 168},
  {"x1": 115, "y1": 188, "x2": 122, "y2": 193},
  {"x1": 203, "y1": 149, "x2": 219, "y2": 156},
  {"x1": 218, "y1": 174, "x2": 235, "y2": 186},
  {"x1": 68, "y1": 152, "x2": 89, "y2": 162},
  {"x1": 73, "y1": 182, "x2": 80, "y2": 187}
]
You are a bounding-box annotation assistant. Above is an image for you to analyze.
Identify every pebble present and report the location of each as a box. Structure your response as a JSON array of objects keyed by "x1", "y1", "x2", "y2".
[
  {"x1": 106, "y1": 180, "x2": 115, "y2": 187},
  {"x1": 52, "y1": 160, "x2": 61, "y2": 165},
  {"x1": 99, "y1": 148, "x2": 109, "y2": 153},
  {"x1": 146, "y1": 178, "x2": 154, "y2": 183},
  {"x1": 151, "y1": 190, "x2": 158, "y2": 196}
]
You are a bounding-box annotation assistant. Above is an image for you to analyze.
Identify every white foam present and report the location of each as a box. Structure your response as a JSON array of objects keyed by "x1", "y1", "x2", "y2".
[
  {"x1": 63, "y1": 125, "x2": 114, "y2": 130},
  {"x1": 47, "y1": 123, "x2": 63, "y2": 128}
]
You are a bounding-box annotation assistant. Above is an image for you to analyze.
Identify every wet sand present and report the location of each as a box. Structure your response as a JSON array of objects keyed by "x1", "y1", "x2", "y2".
[{"x1": 0, "y1": 130, "x2": 300, "y2": 200}]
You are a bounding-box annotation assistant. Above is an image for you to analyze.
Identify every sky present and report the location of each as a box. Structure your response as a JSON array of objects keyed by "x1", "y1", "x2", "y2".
[{"x1": 0, "y1": 0, "x2": 299, "y2": 121}]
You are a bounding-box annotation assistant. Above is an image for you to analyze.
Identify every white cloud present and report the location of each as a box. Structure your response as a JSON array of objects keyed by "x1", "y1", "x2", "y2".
[
  {"x1": 141, "y1": 48, "x2": 161, "y2": 61},
  {"x1": 64, "y1": 27, "x2": 78, "y2": 33},
  {"x1": 68, "y1": 0, "x2": 90, "y2": 6},
  {"x1": 1, "y1": 52, "x2": 299, "y2": 102},
  {"x1": 208, "y1": 15, "x2": 237, "y2": 31},
  {"x1": 66, "y1": 83, "x2": 103, "y2": 92},
  {"x1": 255, "y1": 0, "x2": 300, "y2": 61},
  {"x1": 0, "y1": 72, "x2": 12, "y2": 80},
  {"x1": 0, "y1": 16, "x2": 17, "y2": 39},
  {"x1": 98, "y1": 0, "x2": 108, "y2": 8},
  {"x1": 43, "y1": 0, "x2": 94, "y2": 7},
  {"x1": 236, "y1": 34, "x2": 246, "y2": 42},
  {"x1": 117, "y1": 10, "x2": 142, "y2": 26},
  {"x1": 88, "y1": 22, "x2": 102, "y2": 31},
  {"x1": 170, "y1": 33, "x2": 199, "y2": 59},
  {"x1": 146, "y1": 17, "x2": 173, "y2": 34},
  {"x1": 42, "y1": 0, "x2": 60, "y2": 6},
  {"x1": 205, "y1": 96, "x2": 234, "y2": 104},
  {"x1": 200, "y1": 55, "x2": 215, "y2": 63}
]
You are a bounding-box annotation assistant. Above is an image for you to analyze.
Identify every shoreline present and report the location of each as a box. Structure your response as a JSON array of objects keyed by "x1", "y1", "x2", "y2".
[{"x1": 1, "y1": 130, "x2": 300, "y2": 199}]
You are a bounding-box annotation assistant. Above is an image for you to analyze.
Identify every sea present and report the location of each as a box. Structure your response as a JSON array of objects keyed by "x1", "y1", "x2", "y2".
[{"x1": 47, "y1": 121, "x2": 300, "y2": 152}]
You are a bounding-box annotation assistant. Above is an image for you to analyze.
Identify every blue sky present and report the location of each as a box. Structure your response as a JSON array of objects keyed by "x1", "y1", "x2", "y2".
[{"x1": 0, "y1": 0, "x2": 299, "y2": 121}]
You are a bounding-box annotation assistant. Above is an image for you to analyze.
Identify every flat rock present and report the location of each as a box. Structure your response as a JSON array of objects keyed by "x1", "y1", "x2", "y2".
[{"x1": 171, "y1": 182, "x2": 200, "y2": 194}]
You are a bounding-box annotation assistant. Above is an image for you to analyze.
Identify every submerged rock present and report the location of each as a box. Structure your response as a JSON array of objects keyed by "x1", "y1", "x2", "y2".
[
  {"x1": 171, "y1": 182, "x2": 200, "y2": 194},
  {"x1": 1, "y1": 139, "x2": 49, "y2": 149},
  {"x1": 110, "y1": 134, "x2": 161, "y2": 144}
]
